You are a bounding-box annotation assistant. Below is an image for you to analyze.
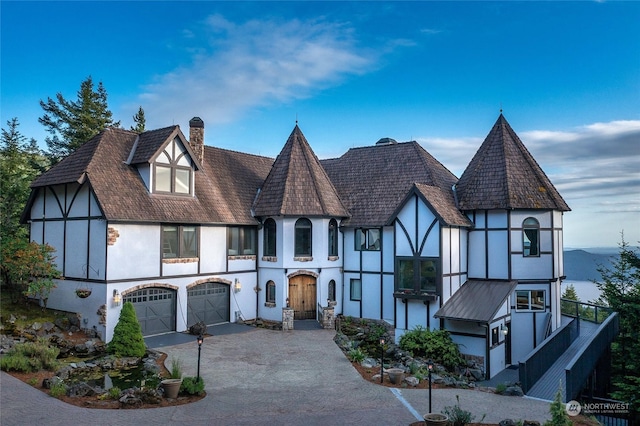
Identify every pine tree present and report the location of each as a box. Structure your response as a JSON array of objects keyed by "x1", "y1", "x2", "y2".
[
  {"x1": 595, "y1": 233, "x2": 640, "y2": 416},
  {"x1": 0, "y1": 118, "x2": 48, "y2": 243},
  {"x1": 108, "y1": 302, "x2": 146, "y2": 358},
  {"x1": 39, "y1": 76, "x2": 120, "y2": 161},
  {"x1": 130, "y1": 106, "x2": 146, "y2": 133}
]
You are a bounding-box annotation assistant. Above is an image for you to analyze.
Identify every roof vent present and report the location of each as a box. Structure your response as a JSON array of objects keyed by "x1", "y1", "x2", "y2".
[{"x1": 375, "y1": 137, "x2": 397, "y2": 146}]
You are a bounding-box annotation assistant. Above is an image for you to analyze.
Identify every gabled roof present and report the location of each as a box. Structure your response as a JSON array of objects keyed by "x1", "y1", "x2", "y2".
[
  {"x1": 28, "y1": 127, "x2": 273, "y2": 225},
  {"x1": 322, "y1": 141, "x2": 459, "y2": 227},
  {"x1": 455, "y1": 114, "x2": 570, "y2": 211},
  {"x1": 252, "y1": 125, "x2": 349, "y2": 218},
  {"x1": 388, "y1": 183, "x2": 473, "y2": 227},
  {"x1": 434, "y1": 279, "x2": 518, "y2": 323}
]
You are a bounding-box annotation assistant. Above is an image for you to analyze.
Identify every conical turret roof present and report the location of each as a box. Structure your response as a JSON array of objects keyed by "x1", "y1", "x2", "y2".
[
  {"x1": 456, "y1": 114, "x2": 570, "y2": 211},
  {"x1": 253, "y1": 125, "x2": 350, "y2": 217}
]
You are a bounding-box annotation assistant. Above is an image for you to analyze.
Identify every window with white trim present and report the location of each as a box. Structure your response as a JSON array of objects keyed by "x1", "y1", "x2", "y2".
[{"x1": 153, "y1": 138, "x2": 193, "y2": 195}]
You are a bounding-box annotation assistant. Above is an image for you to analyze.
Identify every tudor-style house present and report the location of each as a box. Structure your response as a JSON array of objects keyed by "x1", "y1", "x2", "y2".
[{"x1": 22, "y1": 114, "x2": 570, "y2": 379}]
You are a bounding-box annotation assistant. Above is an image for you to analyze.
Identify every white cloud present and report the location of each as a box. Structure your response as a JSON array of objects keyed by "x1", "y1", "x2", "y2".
[{"x1": 134, "y1": 15, "x2": 376, "y2": 130}]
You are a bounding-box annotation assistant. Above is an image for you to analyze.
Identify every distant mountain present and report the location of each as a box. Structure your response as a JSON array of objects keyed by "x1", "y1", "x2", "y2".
[{"x1": 564, "y1": 249, "x2": 617, "y2": 281}]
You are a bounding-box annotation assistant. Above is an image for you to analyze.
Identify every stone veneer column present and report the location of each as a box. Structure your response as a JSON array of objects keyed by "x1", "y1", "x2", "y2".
[
  {"x1": 321, "y1": 306, "x2": 335, "y2": 329},
  {"x1": 282, "y1": 307, "x2": 294, "y2": 331}
]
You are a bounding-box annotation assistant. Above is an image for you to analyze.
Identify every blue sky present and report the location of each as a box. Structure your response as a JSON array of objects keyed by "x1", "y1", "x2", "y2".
[{"x1": 2, "y1": 1, "x2": 639, "y2": 248}]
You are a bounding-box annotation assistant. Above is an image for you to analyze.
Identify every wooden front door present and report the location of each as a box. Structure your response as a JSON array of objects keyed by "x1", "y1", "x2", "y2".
[{"x1": 288, "y1": 275, "x2": 317, "y2": 320}]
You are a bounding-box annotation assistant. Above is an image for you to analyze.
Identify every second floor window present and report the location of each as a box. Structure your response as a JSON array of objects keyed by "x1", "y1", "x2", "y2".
[
  {"x1": 162, "y1": 225, "x2": 198, "y2": 258},
  {"x1": 228, "y1": 227, "x2": 256, "y2": 256},
  {"x1": 154, "y1": 138, "x2": 193, "y2": 195},
  {"x1": 263, "y1": 218, "x2": 276, "y2": 257},
  {"x1": 328, "y1": 219, "x2": 338, "y2": 257},
  {"x1": 295, "y1": 218, "x2": 312, "y2": 257},
  {"x1": 355, "y1": 228, "x2": 381, "y2": 251},
  {"x1": 396, "y1": 257, "x2": 438, "y2": 293}
]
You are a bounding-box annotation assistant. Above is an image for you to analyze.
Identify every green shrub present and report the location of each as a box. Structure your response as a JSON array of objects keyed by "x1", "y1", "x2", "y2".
[
  {"x1": 442, "y1": 395, "x2": 483, "y2": 426},
  {"x1": 544, "y1": 382, "x2": 571, "y2": 426},
  {"x1": 180, "y1": 376, "x2": 205, "y2": 395},
  {"x1": 495, "y1": 383, "x2": 507, "y2": 394},
  {"x1": 49, "y1": 382, "x2": 67, "y2": 398},
  {"x1": 347, "y1": 347, "x2": 367, "y2": 363},
  {"x1": 108, "y1": 301, "x2": 146, "y2": 357},
  {"x1": 399, "y1": 326, "x2": 463, "y2": 370},
  {"x1": 108, "y1": 386, "x2": 122, "y2": 399},
  {"x1": 0, "y1": 339, "x2": 59, "y2": 372}
]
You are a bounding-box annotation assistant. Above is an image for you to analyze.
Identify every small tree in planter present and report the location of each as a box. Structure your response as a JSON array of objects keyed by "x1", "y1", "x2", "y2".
[{"x1": 108, "y1": 301, "x2": 146, "y2": 357}]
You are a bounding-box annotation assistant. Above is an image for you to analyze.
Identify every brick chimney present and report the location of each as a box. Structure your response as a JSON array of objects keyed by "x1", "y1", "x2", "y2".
[{"x1": 189, "y1": 117, "x2": 205, "y2": 165}]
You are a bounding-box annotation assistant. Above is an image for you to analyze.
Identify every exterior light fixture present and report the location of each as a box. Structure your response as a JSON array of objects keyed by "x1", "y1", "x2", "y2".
[
  {"x1": 234, "y1": 279, "x2": 242, "y2": 293},
  {"x1": 327, "y1": 298, "x2": 331, "y2": 307},
  {"x1": 196, "y1": 334, "x2": 204, "y2": 383},
  {"x1": 380, "y1": 337, "x2": 385, "y2": 384},
  {"x1": 501, "y1": 324, "x2": 509, "y2": 336},
  {"x1": 286, "y1": 297, "x2": 290, "y2": 308},
  {"x1": 427, "y1": 359, "x2": 434, "y2": 413},
  {"x1": 113, "y1": 289, "x2": 121, "y2": 306}
]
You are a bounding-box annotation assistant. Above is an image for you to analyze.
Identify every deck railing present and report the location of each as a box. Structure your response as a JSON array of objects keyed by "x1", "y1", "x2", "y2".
[
  {"x1": 519, "y1": 317, "x2": 579, "y2": 393},
  {"x1": 561, "y1": 298, "x2": 613, "y2": 325},
  {"x1": 565, "y1": 312, "x2": 619, "y2": 402}
]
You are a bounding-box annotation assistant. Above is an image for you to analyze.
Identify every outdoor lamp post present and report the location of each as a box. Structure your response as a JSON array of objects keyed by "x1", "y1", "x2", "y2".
[
  {"x1": 427, "y1": 359, "x2": 434, "y2": 413},
  {"x1": 197, "y1": 334, "x2": 204, "y2": 383},
  {"x1": 380, "y1": 337, "x2": 385, "y2": 384}
]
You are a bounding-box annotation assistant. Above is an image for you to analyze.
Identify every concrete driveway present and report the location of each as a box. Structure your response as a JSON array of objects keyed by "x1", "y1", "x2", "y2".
[{"x1": 0, "y1": 327, "x2": 551, "y2": 425}]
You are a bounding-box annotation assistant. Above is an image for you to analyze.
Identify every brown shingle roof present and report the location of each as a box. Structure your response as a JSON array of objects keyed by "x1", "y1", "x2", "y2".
[
  {"x1": 455, "y1": 114, "x2": 570, "y2": 211},
  {"x1": 29, "y1": 127, "x2": 273, "y2": 225},
  {"x1": 253, "y1": 125, "x2": 349, "y2": 218},
  {"x1": 407, "y1": 183, "x2": 472, "y2": 227},
  {"x1": 322, "y1": 141, "x2": 459, "y2": 227},
  {"x1": 434, "y1": 279, "x2": 518, "y2": 323},
  {"x1": 128, "y1": 126, "x2": 179, "y2": 164}
]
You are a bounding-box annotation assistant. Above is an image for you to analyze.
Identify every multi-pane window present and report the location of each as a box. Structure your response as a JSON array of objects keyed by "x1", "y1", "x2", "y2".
[
  {"x1": 523, "y1": 218, "x2": 540, "y2": 257},
  {"x1": 162, "y1": 225, "x2": 198, "y2": 258},
  {"x1": 263, "y1": 218, "x2": 276, "y2": 257},
  {"x1": 355, "y1": 228, "x2": 381, "y2": 251},
  {"x1": 328, "y1": 219, "x2": 338, "y2": 257},
  {"x1": 396, "y1": 257, "x2": 438, "y2": 293},
  {"x1": 266, "y1": 280, "x2": 276, "y2": 303},
  {"x1": 516, "y1": 290, "x2": 545, "y2": 311},
  {"x1": 154, "y1": 138, "x2": 193, "y2": 195},
  {"x1": 328, "y1": 280, "x2": 336, "y2": 302},
  {"x1": 228, "y1": 227, "x2": 256, "y2": 256},
  {"x1": 350, "y1": 279, "x2": 362, "y2": 301},
  {"x1": 295, "y1": 218, "x2": 312, "y2": 257}
]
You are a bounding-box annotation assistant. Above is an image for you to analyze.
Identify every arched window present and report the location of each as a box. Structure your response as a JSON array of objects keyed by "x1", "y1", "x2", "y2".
[
  {"x1": 523, "y1": 218, "x2": 540, "y2": 257},
  {"x1": 266, "y1": 280, "x2": 276, "y2": 303},
  {"x1": 295, "y1": 218, "x2": 312, "y2": 257},
  {"x1": 328, "y1": 280, "x2": 336, "y2": 302},
  {"x1": 328, "y1": 219, "x2": 338, "y2": 257},
  {"x1": 263, "y1": 218, "x2": 276, "y2": 257}
]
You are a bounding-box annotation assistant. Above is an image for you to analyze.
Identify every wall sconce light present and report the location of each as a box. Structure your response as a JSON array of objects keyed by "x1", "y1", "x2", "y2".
[
  {"x1": 113, "y1": 289, "x2": 121, "y2": 306},
  {"x1": 234, "y1": 279, "x2": 241, "y2": 293},
  {"x1": 501, "y1": 324, "x2": 509, "y2": 336},
  {"x1": 286, "y1": 297, "x2": 290, "y2": 308},
  {"x1": 327, "y1": 298, "x2": 331, "y2": 307}
]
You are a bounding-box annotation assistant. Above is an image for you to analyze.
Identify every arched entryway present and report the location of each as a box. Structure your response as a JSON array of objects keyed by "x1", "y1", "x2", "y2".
[{"x1": 288, "y1": 274, "x2": 317, "y2": 320}]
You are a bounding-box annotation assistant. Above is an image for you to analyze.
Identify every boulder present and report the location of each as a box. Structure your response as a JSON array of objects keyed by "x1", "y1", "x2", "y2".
[
  {"x1": 503, "y1": 385, "x2": 524, "y2": 397},
  {"x1": 404, "y1": 376, "x2": 419, "y2": 387},
  {"x1": 499, "y1": 420, "x2": 517, "y2": 426}
]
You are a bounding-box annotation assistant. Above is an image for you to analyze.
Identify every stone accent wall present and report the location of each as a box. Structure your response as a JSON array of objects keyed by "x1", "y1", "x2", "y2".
[
  {"x1": 107, "y1": 227, "x2": 119, "y2": 246},
  {"x1": 282, "y1": 307, "x2": 294, "y2": 331},
  {"x1": 162, "y1": 257, "x2": 199, "y2": 264},
  {"x1": 321, "y1": 306, "x2": 335, "y2": 330}
]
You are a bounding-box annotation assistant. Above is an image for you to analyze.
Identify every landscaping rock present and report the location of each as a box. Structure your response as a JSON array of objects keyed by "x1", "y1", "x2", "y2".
[
  {"x1": 67, "y1": 382, "x2": 100, "y2": 397},
  {"x1": 42, "y1": 376, "x2": 64, "y2": 389},
  {"x1": 404, "y1": 376, "x2": 419, "y2": 387},
  {"x1": 503, "y1": 385, "x2": 524, "y2": 396},
  {"x1": 499, "y1": 420, "x2": 517, "y2": 426},
  {"x1": 189, "y1": 321, "x2": 207, "y2": 336},
  {"x1": 523, "y1": 421, "x2": 540, "y2": 426}
]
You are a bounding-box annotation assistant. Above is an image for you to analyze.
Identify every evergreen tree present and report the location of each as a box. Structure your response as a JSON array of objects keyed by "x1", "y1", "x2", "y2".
[
  {"x1": 108, "y1": 302, "x2": 146, "y2": 358},
  {"x1": 0, "y1": 118, "x2": 48, "y2": 243},
  {"x1": 595, "y1": 233, "x2": 640, "y2": 416},
  {"x1": 39, "y1": 76, "x2": 120, "y2": 161},
  {"x1": 130, "y1": 106, "x2": 146, "y2": 133}
]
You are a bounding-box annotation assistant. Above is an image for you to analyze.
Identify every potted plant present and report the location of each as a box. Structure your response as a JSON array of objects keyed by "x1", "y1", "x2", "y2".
[
  {"x1": 387, "y1": 368, "x2": 405, "y2": 385},
  {"x1": 161, "y1": 358, "x2": 183, "y2": 398},
  {"x1": 75, "y1": 288, "x2": 92, "y2": 298}
]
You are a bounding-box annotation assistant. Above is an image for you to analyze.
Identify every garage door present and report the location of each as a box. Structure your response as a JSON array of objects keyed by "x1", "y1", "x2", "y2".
[
  {"x1": 123, "y1": 287, "x2": 176, "y2": 336},
  {"x1": 187, "y1": 282, "x2": 230, "y2": 326}
]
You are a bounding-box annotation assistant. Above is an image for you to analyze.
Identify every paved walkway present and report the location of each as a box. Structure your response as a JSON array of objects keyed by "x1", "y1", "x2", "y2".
[{"x1": 1, "y1": 326, "x2": 551, "y2": 425}]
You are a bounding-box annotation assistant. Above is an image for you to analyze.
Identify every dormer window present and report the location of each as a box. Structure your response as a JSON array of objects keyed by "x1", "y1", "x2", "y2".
[{"x1": 153, "y1": 138, "x2": 193, "y2": 195}]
